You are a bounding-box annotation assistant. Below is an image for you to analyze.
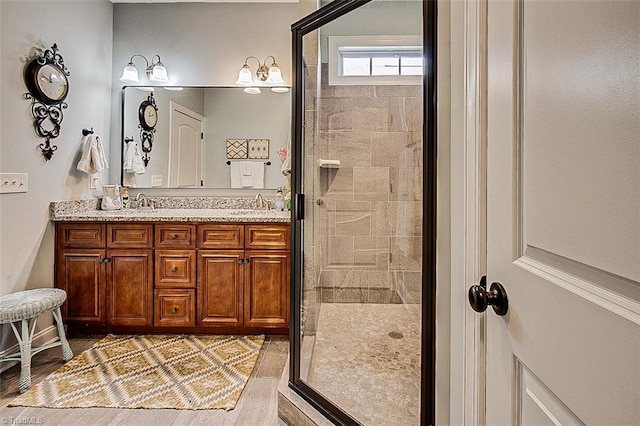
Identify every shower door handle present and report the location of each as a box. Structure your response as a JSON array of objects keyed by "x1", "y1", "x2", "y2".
[{"x1": 294, "y1": 193, "x2": 305, "y2": 220}]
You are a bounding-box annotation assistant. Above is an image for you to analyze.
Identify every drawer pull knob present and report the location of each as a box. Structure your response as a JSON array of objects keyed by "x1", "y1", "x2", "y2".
[
  {"x1": 171, "y1": 234, "x2": 178, "y2": 239},
  {"x1": 171, "y1": 307, "x2": 178, "y2": 314},
  {"x1": 102, "y1": 258, "x2": 110, "y2": 264},
  {"x1": 171, "y1": 266, "x2": 178, "y2": 273},
  {"x1": 244, "y1": 259, "x2": 250, "y2": 265},
  {"x1": 238, "y1": 259, "x2": 243, "y2": 264}
]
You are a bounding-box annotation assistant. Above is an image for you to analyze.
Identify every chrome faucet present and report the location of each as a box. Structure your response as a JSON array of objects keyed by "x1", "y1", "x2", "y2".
[
  {"x1": 135, "y1": 193, "x2": 152, "y2": 209},
  {"x1": 254, "y1": 193, "x2": 265, "y2": 210}
]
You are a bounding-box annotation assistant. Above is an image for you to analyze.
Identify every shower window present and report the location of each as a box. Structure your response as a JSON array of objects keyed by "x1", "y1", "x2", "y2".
[
  {"x1": 290, "y1": 0, "x2": 436, "y2": 425},
  {"x1": 328, "y1": 35, "x2": 423, "y2": 85}
]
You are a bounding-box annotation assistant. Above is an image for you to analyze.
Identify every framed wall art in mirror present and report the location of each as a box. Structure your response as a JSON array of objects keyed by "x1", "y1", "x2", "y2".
[{"x1": 121, "y1": 86, "x2": 291, "y2": 190}]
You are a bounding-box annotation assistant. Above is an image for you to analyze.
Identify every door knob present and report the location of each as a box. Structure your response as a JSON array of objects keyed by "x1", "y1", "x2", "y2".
[{"x1": 468, "y1": 276, "x2": 509, "y2": 316}]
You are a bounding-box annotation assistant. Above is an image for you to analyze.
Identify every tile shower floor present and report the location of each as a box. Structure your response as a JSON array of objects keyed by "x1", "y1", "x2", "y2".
[{"x1": 306, "y1": 303, "x2": 421, "y2": 425}]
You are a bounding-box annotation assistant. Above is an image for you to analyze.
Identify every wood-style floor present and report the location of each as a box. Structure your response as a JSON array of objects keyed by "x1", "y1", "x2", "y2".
[{"x1": 0, "y1": 335, "x2": 289, "y2": 426}]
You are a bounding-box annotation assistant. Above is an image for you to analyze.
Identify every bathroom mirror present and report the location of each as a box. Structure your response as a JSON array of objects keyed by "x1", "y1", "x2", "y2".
[{"x1": 121, "y1": 86, "x2": 291, "y2": 189}]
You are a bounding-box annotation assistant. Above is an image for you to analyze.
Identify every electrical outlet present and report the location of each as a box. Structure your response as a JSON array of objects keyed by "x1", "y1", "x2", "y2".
[
  {"x1": 90, "y1": 176, "x2": 100, "y2": 190},
  {"x1": 0, "y1": 173, "x2": 28, "y2": 194},
  {"x1": 151, "y1": 175, "x2": 163, "y2": 187}
]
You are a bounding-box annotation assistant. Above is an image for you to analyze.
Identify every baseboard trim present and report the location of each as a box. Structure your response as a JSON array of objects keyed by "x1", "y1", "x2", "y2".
[{"x1": 0, "y1": 325, "x2": 58, "y2": 373}]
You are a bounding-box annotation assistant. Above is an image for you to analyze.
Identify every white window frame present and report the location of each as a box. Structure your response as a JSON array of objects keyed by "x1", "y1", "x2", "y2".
[{"x1": 328, "y1": 35, "x2": 423, "y2": 86}]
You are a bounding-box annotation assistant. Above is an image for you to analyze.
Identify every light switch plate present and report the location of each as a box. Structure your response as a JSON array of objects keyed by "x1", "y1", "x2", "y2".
[
  {"x1": 0, "y1": 173, "x2": 28, "y2": 194},
  {"x1": 151, "y1": 175, "x2": 163, "y2": 187}
]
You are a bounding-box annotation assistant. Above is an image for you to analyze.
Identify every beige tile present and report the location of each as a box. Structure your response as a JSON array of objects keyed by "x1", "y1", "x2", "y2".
[
  {"x1": 353, "y1": 167, "x2": 389, "y2": 201},
  {"x1": 324, "y1": 132, "x2": 371, "y2": 168},
  {"x1": 400, "y1": 272, "x2": 423, "y2": 304},
  {"x1": 405, "y1": 200, "x2": 423, "y2": 236},
  {"x1": 388, "y1": 98, "x2": 408, "y2": 132},
  {"x1": 334, "y1": 85, "x2": 374, "y2": 99},
  {"x1": 372, "y1": 201, "x2": 406, "y2": 236},
  {"x1": 374, "y1": 85, "x2": 408, "y2": 98},
  {"x1": 320, "y1": 235, "x2": 354, "y2": 268},
  {"x1": 390, "y1": 167, "x2": 423, "y2": 201},
  {"x1": 405, "y1": 131, "x2": 423, "y2": 167},
  {"x1": 371, "y1": 132, "x2": 407, "y2": 168},
  {"x1": 332, "y1": 270, "x2": 393, "y2": 290},
  {"x1": 319, "y1": 98, "x2": 352, "y2": 132},
  {"x1": 389, "y1": 237, "x2": 423, "y2": 271},
  {"x1": 334, "y1": 201, "x2": 372, "y2": 236},
  {"x1": 354, "y1": 236, "x2": 389, "y2": 270},
  {"x1": 353, "y1": 97, "x2": 389, "y2": 132},
  {"x1": 405, "y1": 97, "x2": 423, "y2": 132},
  {"x1": 320, "y1": 167, "x2": 353, "y2": 200}
]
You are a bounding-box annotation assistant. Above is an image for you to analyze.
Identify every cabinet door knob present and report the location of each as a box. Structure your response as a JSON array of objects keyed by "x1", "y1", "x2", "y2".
[
  {"x1": 238, "y1": 259, "x2": 243, "y2": 264},
  {"x1": 103, "y1": 258, "x2": 110, "y2": 264},
  {"x1": 171, "y1": 307, "x2": 178, "y2": 314},
  {"x1": 171, "y1": 234, "x2": 178, "y2": 239},
  {"x1": 244, "y1": 259, "x2": 250, "y2": 264},
  {"x1": 171, "y1": 266, "x2": 178, "y2": 273}
]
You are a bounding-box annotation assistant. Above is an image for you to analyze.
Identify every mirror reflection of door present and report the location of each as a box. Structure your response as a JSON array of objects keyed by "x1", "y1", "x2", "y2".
[{"x1": 169, "y1": 102, "x2": 204, "y2": 188}]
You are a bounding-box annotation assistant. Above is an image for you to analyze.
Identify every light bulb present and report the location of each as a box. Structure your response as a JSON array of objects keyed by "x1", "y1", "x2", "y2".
[
  {"x1": 243, "y1": 87, "x2": 262, "y2": 95},
  {"x1": 271, "y1": 87, "x2": 290, "y2": 93}
]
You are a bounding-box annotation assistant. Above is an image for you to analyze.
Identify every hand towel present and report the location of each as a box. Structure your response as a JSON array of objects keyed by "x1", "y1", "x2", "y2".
[
  {"x1": 240, "y1": 161, "x2": 255, "y2": 187},
  {"x1": 123, "y1": 140, "x2": 145, "y2": 174},
  {"x1": 230, "y1": 162, "x2": 265, "y2": 189},
  {"x1": 77, "y1": 135, "x2": 108, "y2": 174}
]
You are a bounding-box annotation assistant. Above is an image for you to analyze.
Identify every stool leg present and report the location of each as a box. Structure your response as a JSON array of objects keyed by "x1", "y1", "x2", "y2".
[
  {"x1": 52, "y1": 307, "x2": 73, "y2": 362},
  {"x1": 18, "y1": 319, "x2": 32, "y2": 393}
]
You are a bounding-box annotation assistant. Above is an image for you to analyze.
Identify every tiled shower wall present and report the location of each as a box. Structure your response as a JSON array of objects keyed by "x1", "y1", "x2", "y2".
[
  {"x1": 301, "y1": 31, "x2": 424, "y2": 338},
  {"x1": 315, "y1": 63, "x2": 423, "y2": 304}
]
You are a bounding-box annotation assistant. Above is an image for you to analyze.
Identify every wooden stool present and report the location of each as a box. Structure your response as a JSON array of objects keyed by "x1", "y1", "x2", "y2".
[{"x1": 0, "y1": 288, "x2": 73, "y2": 392}]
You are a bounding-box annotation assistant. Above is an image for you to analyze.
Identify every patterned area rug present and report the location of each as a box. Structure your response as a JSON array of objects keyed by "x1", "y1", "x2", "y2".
[{"x1": 9, "y1": 334, "x2": 264, "y2": 410}]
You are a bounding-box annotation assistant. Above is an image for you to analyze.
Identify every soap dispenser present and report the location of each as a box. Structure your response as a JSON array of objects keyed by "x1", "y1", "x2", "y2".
[{"x1": 274, "y1": 187, "x2": 285, "y2": 211}]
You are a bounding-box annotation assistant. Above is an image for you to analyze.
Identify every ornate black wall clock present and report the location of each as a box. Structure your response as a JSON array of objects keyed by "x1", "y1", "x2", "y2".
[
  {"x1": 138, "y1": 93, "x2": 157, "y2": 166},
  {"x1": 23, "y1": 43, "x2": 70, "y2": 161}
]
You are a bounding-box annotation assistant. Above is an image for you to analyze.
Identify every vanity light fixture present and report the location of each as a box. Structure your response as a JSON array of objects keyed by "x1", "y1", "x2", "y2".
[
  {"x1": 235, "y1": 55, "x2": 289, "y2": 93},
  {"x1": 119, "y1": 54, "x2": 170, "y2": 84}
]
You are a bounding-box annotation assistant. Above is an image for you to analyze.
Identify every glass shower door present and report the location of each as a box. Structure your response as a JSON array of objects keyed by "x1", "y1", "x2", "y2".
[{"x1": 291, "y1": 1, "x2": 428, "y2": 424}]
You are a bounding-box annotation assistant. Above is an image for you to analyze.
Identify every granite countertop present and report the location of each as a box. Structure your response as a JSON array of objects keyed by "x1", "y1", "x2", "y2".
[{"x1": 49, "y1": 198, "x2": 291, "y2": 223}]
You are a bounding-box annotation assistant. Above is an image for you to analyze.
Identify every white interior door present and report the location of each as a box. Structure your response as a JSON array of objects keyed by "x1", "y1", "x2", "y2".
[
  {"x1": 169, "y1": 102, "x2": 204, "y2": 188},
  {"x1": 484, "y1": 1, "x2": 640, "y2": 424}
]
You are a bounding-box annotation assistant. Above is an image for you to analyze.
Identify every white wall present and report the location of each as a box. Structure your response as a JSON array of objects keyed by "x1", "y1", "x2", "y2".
[
  {"x1": 0, "y1": 0, "x2": 113, "y2": 348},
  {"x1": 110, "y1": 2, "x2": 297, "y2": 195}
]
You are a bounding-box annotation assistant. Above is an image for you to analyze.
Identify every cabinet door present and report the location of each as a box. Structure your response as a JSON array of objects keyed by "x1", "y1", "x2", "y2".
[
  {"x1": 198, "y1": 250, "x2": 244, "y2": 327},
  {"x1": 56, "y1": 249, "x2": 106, "y2": 324},
  {"x1": 106, "y1": 249, "x2": 153, "y2": 326},
  {"x1": 244, "y1": 250, "x2": 290, "y2": 328}
]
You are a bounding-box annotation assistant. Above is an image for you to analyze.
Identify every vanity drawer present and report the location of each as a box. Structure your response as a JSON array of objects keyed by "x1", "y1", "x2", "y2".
[
  {"x1": 155, "y1": 250, "x2": 196, "y2": 288},
  {"x1": 57, "y1": 223, "x2": 106, "y2": 248},
  {"x1": 107, "y1": 224, "x2": 153, "y2": 248},
  {"x1": 198, "y1": 225, "x2": 244, "y2": 249},
  {"x1": 245, "y1": 225, "x2": 290, "y2": 250},
  {"x1": 154, "y1": 289, "x2": 195, "y2": 327},
  {"x1": 156, "y1": 224, "x2": 195, "y2": 248}
]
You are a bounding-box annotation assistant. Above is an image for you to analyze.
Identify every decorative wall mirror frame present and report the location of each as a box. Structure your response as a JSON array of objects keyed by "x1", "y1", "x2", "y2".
[{"x1": 23, "y1": 43, "x2": 70, "y2": 161}]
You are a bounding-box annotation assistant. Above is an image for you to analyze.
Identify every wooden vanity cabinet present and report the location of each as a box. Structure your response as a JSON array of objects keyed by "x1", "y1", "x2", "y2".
[
  {"x1": 56, "y1": 223, "x2": 153, "y2": 327},
  {"x1": 197, "y1": 224, "x2": 290, "y2": 329},
  {"x1": 55, "y1": 221, "x2": 289, "y2": 334}
]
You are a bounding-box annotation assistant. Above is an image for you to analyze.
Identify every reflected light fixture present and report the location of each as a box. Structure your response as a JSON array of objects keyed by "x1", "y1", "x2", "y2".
[
  {"x1": 235, "y1": 55, "x2": 289, "y2": 93},
  {"x1": 119, "y1": 54, "x2": 170, "y2": 84}
]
